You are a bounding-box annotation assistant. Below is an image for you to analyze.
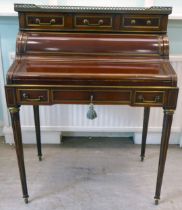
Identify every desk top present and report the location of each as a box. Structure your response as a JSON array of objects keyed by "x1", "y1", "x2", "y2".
[{"x1": 14, "y1": 4, "x2": 172, "y2": 14}]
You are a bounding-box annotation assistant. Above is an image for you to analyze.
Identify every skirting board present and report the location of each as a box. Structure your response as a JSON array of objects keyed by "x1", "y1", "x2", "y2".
[
  {"x1": 3, "y1": 126, "x2": 61, "y2": 144},
  {"x1": 134, "y1": 132, "x2": 181, "y2": 144},
  {"x1": 3, "y1": 126, "x2": 181, "y2": 145}
]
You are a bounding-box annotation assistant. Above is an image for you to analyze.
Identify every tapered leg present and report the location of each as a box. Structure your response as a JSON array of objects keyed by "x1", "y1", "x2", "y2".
[
  {"x1": 140, "y1": 107, "x2": 150, "y2": 161},
  {"x1": 33, "y1": 105, "x2": 42, "y2": 161},
  {"x1": 154, "y1": 109, "x2": 174, "y2": 205},
  {"x1": 9, "y1": 107, "x2": 29, "y2": 204}
]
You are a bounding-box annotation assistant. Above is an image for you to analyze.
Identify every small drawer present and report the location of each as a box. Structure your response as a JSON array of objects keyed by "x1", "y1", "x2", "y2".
[
  {"x1": 134, "y1": 91, "x2": 164, "y2": 105},
  {"x1": 26, "y1": 15, "x2": 64, "y2": 27},
  {"x1": 74, "y1": 15, "x2": 112, "y2": 29},
  {"x1": 52, "y1": 89, "x2": 131, "y2": 104},
  {"x1": 17, "y1": 89, "x2": 49, "y2": 104},
  {"x1": 121, "y1": 15, "x2": 161, "y2": 31}
]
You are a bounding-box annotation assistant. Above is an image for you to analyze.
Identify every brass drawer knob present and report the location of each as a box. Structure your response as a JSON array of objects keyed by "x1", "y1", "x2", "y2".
[
  {"x1": 98, "y1": 19, "x2": 104, "y2": 25},
  {"x1": 131, "y1": 19, "x2": 136, "y2": 25},
  {"x1": 50, "y1": 18, "x2": 56, "y2": 24},
  {"x1": 138, "y1": 95, "x2": 144, "y2": 102},
  {"x1": 155, "y1": 95, "x2": 161, "y2": 102},
  {"x1": 22, "y1": 93, "x2": 45, "y2": 102},
  {"x1": 146, "y1": 20, "x2": 152, "y2": 25},
  {"x1": 83, "y1": 19, "x2": 89, "y2": 25},
  {"x1": 35, "y1": 18, "x2": 40, "y2": 24}
]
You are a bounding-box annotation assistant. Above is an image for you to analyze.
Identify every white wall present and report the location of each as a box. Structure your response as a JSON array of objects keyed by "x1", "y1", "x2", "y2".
[{"x1": 0, "y1": 39, "x2": 10, "y2": 136}]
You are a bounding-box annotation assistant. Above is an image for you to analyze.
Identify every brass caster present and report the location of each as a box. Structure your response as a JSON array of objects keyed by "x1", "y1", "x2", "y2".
[
  {"x1": 24, "y1": 197, "x2": 29, "y2": 204},
  {"x1": 141, "y1": 156, "x2": 144, "y2": 161},
  {"x1": 155, "y1": 199, "x2": 159, "y2": 205},
  {"x1": 38, "y1": 156, "x2": 42, "y2": 161}
]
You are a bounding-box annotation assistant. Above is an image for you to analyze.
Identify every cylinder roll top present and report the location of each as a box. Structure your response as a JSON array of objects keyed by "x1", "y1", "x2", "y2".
[{"x1": 16, "y1": 32, "x2": 168, "y2": 57}]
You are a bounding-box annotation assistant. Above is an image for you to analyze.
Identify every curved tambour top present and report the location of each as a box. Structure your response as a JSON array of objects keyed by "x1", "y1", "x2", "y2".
[{"x1": 16, "y1": 32, "x2": 169, "y2": 57}]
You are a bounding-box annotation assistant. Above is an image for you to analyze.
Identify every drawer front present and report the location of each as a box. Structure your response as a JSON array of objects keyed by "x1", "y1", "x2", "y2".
[
  {"x1": 134, "y1": 91, "x2": 164, "y2": 106},
  {"x1": 74, "y1": 15, "x2": 112, "y2": 29},
  {"x1": 121, "y1": 15, "x2": 161, "y2": 31},
  {"x1": 17, "y1": 89, "x2": 49, "y2": 104},
  {"x1": 52, "y1": 89, "x2": 131, "y2": 104},
  {"x1": 26, "y1": 15, "x2": 64, "y2": 28}
]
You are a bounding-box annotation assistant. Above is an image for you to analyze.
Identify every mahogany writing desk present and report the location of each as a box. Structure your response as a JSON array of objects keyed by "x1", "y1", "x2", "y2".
[{"x1": 5, "y1": 4, "x2": 179, "y2": 204}]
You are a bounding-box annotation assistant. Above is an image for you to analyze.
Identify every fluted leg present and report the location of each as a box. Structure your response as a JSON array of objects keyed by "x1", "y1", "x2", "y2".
[
  {"x1": 154, "y1": 109, "x2": 174, "y2": 205},
  {"x1": 33, "y1": 105, "x2": 42, "y2": 161},
  {"x1": 9, "y1": 107, "x2": 29, "y2": 203},
  {"x1": 140, "y1": 107, "x2": 150, "y2": 161}
]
